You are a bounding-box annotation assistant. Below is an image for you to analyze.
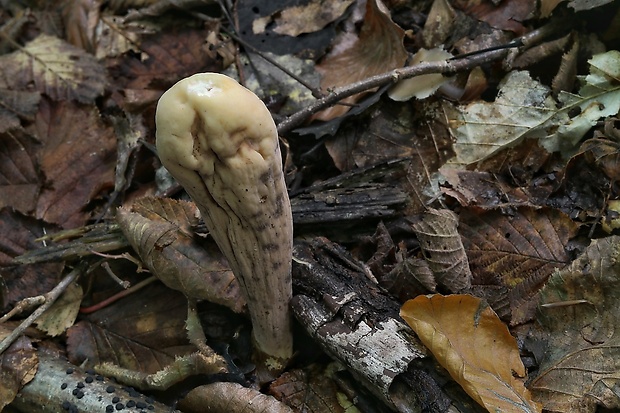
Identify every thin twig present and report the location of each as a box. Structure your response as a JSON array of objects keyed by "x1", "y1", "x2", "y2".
[
  {"x1": 275, "y1": 16, "x2": 569, "y2": 135},
  {"x1": 276, "y1": 47, "x2": 511, "y2": 135},
  {"x1": 79, "y1": 276, "x2": 158, "y2": 314},
  {"x1": 0, "y1": 262, "x2": 88, "y2": 354}
]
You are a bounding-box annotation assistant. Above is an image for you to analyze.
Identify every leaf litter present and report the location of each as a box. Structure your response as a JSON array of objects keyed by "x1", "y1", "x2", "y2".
[{"x1": 0, "y1": 0, "x2": 620, "y2": 412}]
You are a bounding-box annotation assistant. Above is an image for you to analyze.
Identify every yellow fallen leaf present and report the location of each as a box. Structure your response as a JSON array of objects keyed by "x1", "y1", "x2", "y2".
[{"x1": 400, "y1": 294, "x2": 541, "y2": 413}]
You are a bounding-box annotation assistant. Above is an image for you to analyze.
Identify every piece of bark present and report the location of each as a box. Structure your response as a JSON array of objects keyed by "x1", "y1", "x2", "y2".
[
  {"x1": 291, "y1": 183, "x2": 407, "y2": 225},
  {"x1": 291, "y1": 237, "x2": 487, "y2": 413}
]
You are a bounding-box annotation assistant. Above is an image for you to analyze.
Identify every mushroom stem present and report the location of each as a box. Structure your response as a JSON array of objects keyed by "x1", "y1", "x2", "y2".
[{"x1": 155, "y1": 73, "x2": 293, "y2": 378}]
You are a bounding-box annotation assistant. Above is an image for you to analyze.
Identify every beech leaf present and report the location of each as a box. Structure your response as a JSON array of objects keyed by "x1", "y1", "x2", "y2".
[
  {"x1": 116, "y1": 198, "x2": 245, "y2": 313},
  {"x1": 34, "y1": 281, "x2": 82, "y2": 337},
  {"x1": 400, "y1": 294, "x2": 541, "y2": 413},
  {"x1": 459, "y1": 207, "x2": 578, "y2": 324},
  {"x1": 0, "y1": 34, "x2": 106, "y2": 103},
  {"x1": 445, "y1": 50, "x2": 620, "y2": 165},
  {"x1": 410, "y1": 208, "x2": 471, "y2": 292},
  {"x1": 530, "y1": 236, "x2": 620, "y2": 412}
]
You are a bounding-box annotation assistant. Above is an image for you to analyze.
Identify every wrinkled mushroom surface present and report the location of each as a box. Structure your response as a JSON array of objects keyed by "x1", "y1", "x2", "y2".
[{"x1": 156, "y1": 73, "x2": 293, "y2": 374}]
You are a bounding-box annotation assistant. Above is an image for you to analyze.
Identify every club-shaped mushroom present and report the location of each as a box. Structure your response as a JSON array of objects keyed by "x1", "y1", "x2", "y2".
[{"x1": 155, "y1": 73, "x2": 293, "y2": 380}]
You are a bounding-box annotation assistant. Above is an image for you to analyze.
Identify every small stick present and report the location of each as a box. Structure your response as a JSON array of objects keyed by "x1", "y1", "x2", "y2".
[
  {"x1": 0, "y1": 262, "x2": 88, "y2": 354},
  {"x1": 276, "y1": 48, "x2": 511, "y2": 135},
  {"x1": 79, "y1": 276, "x2": 158, "y2": 314}
]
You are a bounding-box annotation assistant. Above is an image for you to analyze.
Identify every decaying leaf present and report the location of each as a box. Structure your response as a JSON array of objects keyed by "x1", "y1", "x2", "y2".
[
  {"x1": 446, "y1": 50, "x2": 620, "y2": 165},
  {"x1": 0, "y1": 89, "x2": 41, "y2": 133},
  {"x1": 268, "y1": 0, "x2": 355, "y2": 37},
  {"x1": 34, "y1": 281, "x2": 83, "y2": 337},
  {"x1": 400, "y1": 294, "x2": 541, "y2": 413},
  {"x1": 67, "y1": 283, "x2": 195, "y2": 373},
  {"x1": 269, "y1": 364, "x2": 357, "y2": 413},
  {"x1": 544, "y1": 50, "x2": 620, "y2": 152},
  {"x1": 459, "y1": 207, "x2": 578, "y2": 324},
  {"x1": 182, "y1": 381, "x2": 294, "y2": 413},
  {"x1": 445, "y1": 70, "x2": 562, "y2": 165},
  {"x1": 453, "y1": 0, "x2": 536, "y2": 35},
  {"x1": 382, "y1": 257, "x2": 437, "y2": 301},
  {"x1": 420, "y1": 0, "x2": 456, "y2": 48},
  {"x1": 0, "y1": 34, "x2": 106, "y2": 102},
  {"x1": 0, "y1": 326, "x2": 38, "y2": 410},
  {"x1": 29, "y1": 100, "x2": 116, "y2": 228},
  {"x1": 313, "y1": 0, "x2": 407, "y2": 121},
  {"x1": 0, "y1": 129, "x2": 41, "y2": 216},
  {"x1": 0, "y1": 208, "x2": 63, "y2": 311},
  {"x1": 410, "y1": 208, "x2": 471, "y2": 292},
  {"x1": 116, "y1": 197, "x2": 245, "y2": 313},
  {"x1": 94, "y1": 15, "x2": 145, "y2": 59},
  {"x1": 531, "y1": 236, "x2": 620, "y2": 413}
]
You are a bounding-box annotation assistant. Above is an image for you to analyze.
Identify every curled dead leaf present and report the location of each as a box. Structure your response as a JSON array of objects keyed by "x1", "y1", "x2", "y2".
[
  {"x1": 116, "y1": 198, "x2": 245, "y2": 313},
  {"x1": 313, "y1": 0, "x2": 407, "y2": 121},
  {"x1": 410, "y1": 208, "x2": 471, "y2": 292},
  {"x1": 400, "y1": 294, "x2": 541, "y2": 413}
]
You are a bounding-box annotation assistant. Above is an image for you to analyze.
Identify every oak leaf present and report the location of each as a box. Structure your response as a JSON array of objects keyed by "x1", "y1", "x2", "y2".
[{"x1": 401, "y1": 294, "x2": 541, "y2": 413}]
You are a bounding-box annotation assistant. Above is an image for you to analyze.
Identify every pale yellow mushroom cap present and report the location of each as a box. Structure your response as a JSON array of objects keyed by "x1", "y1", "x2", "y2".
[{"x1": 156, "y1": 73, "x2": 278, "y2": 180}]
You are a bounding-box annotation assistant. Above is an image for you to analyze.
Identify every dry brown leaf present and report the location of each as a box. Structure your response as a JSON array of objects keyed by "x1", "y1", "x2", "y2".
[
  {"x1": 0, "y1": 326, "x2": 38, "y2": 410},
  {"x1": 109, "y1": 27, "x2": 220, "y2": 95},
  {"x1": 61, "y1": 0, "x2": 101, "y2": 53},
  {"x1": 28, "y1": 100, "x2": 116, "y2": 228},
  {"x1": 0, "y1": 129, "x2": 41, "y2": 216},
  {"x1": 459, "y1": 207, "x2": 578, "y2": 324},
  {"x1": 531, "y1": 236, "x2": 620, "y2": 412},
  {"x1": 0, "y1": 89, "x2": 41, "y2": 133},
  {"x1": 182, "y1": 382, "x2": 294, "y2": 413},
  {"x1": 116, "y1": 198, "x2": 245, "y2": 313},
  {"x1": 313, "y1": 0, "x2": 407, "y2": 121},
  {"x1": 0, "y1": 34, "x2": 106, "y2": 103},
  {"x1": 129, "y1": 197, "x2": 199, "y2": 237},
  {"x1": 0, "y1": 209, "x2": 63, "y2": 311},
  {"x1": 453, "y1": 0, "x2": 536, "y2": 35},
  {"x1": 66, "y1": 283, "x2": 195, "y2": 373},
  {"x1": 410, "y1": 208, "x2": 471, "y2": 292},
  {"x1": 270, "y1": 0, "x2": 355, "y2": 36},
  {"x1": 269, "y1": 364, "x2": 355, "y2": 413},
  {"x1": 552, "y1": 35, "x2": 579, "y2": 95},
  {"x1": 400, "y1": 294, "x2": 541, "y2": 413},
  {"x1": 382, "y1": 256, "x2": 437, "y2": 302}
]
